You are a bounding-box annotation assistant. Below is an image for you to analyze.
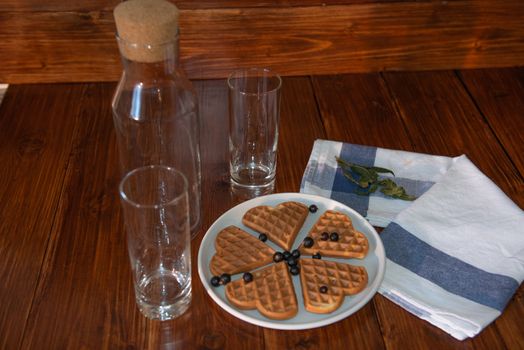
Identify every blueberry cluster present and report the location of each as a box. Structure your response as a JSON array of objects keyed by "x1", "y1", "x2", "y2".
[
  {"x1": 321, "y1": 231, "x2": 339, "y2": 242},
  {"x1": 210, "y1": 273, "x2": 231, "y2": 287},
  {"x1": 210, "y1": 271, "x2": 254, "y2": 286},
  {"x1": 272, "y1": 248, "x2": 301, "y2": 275},
  {"x1": 210, "y1": 203, "x2": 323, "y2": 288}
]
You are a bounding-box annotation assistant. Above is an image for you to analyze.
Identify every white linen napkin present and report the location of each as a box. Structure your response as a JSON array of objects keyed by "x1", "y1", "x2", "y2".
[{"x1": 300, "y1": 139, "x2": 524, "y2": 340}]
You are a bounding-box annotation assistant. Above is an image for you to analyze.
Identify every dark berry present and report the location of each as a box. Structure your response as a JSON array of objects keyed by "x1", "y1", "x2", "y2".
[
  {"x1": 220, "y1": 273, "x2": 231, "y2": 285},
  {"x1": 273, "y1": 252, "x2": 284, "y2": 263},
  {"x1": 312, "y1": 252, "x2": 322, "y2": 259},
  {"x1": 290, "y1": 266, "x2": 300, "y2": 275},
  {"x1": 287, "y1": 257, "x2": 297, "y2": 267},
  {"x1": 303, "y1": 237, "x2": 314, "y2": 248},
  {"x1": 243, "y1": 272, "x2": 253, "y2": 283},
  {"x1": 210, "y1": 276, "x2": 221, "y2": 287},
  {"x1": 283, "y1": 251, "x2": 292, "y2": 260},
  {"x1": 308, "y1": 204, "x2": 318, "y2": 213},
  {"x1": 258, "y1": 233, "x2": 268, "y2": 242},
  {"x1": 319, "y1": 285, "x2": 328, "y2": 293},
  {"x1": 321, "y1": 232, "x2": 329, "y2": 241},
  {"x1": 330, "y1": 232, "x2": 339, "y2": 242},
  {"x1": 292, "y1": 249, "x2": 301, "y2": 259}
]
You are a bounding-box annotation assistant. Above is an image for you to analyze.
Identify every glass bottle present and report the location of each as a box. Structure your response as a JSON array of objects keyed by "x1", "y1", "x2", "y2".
[{"x1": 111, "y1": 33, "x2": 201, "y2": 236}]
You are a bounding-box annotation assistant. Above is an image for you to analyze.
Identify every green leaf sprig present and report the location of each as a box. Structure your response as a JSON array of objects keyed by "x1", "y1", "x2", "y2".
[{"x1": 335, "y1": 156, "x2": 417, "y2": 201}]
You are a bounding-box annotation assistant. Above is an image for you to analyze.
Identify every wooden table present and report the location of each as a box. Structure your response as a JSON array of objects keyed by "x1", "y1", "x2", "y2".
[{"x1": 1, "y1": 68, "x2": 523, "y2": 349}]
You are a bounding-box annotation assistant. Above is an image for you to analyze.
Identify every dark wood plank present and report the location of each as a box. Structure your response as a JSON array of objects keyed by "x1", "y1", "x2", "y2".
[
  {"x1": 3, "y1": 71, "x2": 522, "y2": 349},
  {"x1": 457, "y1": 68, "x2": 524, "y2": 350},
  {"x1": 0, "y1": 0, "x2": 118, "y2": 11},
  {"x1": 0, "y1": 11, "x2": 120, "y2": 83},
  {"x1": 18, "y1": 83, "x2": 147, "y2": 349},
  {"x1": 311, "y1": 73, "x2": 413, "y2": 149},
  {"x1": 264, "y1": 307, "x2": 385, "y2": 349},
  {"x1": 275, "y1": 77, "x2": 326, "y2": 192},
  {"x1": 0, "y1": 0, "x2": 421, "y2": 11},
  {"x1": 0, "y1": 84, "x2": 83, "y2": 350},
  {"x1": 191, "y1": 78, "x2": 267, "y2": 349},
  {"x1": 1, "y1": 0, "x2": 524, "y2": 83},
  {"x1": 311, "y1": 72, "x2": 467, "y2": 349},
  {"x1": 459, "y1": 68, "x2": 524, "y2": 178},
  {"x1": 267, "y1": 77, "x2": 386, "y2": 349},
  {"x1": 380, "y1": 70, "x2": 522, "y2": 348},
  {"x1": 312, "y1": 70, "x2": 524, "y2": 348},
  {"x1": 18, "y1": 80, "x2": 265, "y2": 349},
  {"x1": 495, "y1": 285, "x2": 524, "y2": 350},
  {"x1": 382, "y1": 70, "x2": 524, "y2": 208}
]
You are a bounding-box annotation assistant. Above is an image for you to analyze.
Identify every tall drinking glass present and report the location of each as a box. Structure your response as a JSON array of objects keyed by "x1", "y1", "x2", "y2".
[
  {"x1": 228, "y1": 68, "x2": 282, "y2": 197},
  {"x1": 119, "y1": 165, "x2": 191, "y2": 321}
]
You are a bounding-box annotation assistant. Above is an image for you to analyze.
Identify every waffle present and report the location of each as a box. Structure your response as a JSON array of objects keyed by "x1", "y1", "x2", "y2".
[
  {"x1": 299, "y1": 210, "x2": 369, "y2": 259},
  {"x1": 225, "y1": 262, "x2": 298, "y2": 320},
  {"x1": 299, "y1": 258, "x2": 368, "y2": 314},
  {"x1": 242, "y1": 201, "x2": 309, "y2": 251},
  {"x1": 210, "y1": 225, "x2": 275, "y2": 276}
]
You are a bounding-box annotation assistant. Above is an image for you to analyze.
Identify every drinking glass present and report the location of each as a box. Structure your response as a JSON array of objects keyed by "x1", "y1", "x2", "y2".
[
  {"x1": 228, "y1": 68, "x2": 282, "y2": 197},
  {"x1": 119, "y1": 165, "x2": 191, "y2": 320}
]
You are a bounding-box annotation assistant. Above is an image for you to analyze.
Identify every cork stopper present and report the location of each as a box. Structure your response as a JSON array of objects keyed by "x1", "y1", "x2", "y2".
[{"x1": 114, "y1": 0, "x2": 179, "y2": 62}]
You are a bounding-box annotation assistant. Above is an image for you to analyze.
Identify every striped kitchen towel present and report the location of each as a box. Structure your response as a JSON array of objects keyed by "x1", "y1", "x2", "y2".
[
  {"x1": 300, "y1": 140, "x2": 524, "y2": 340},
  {"x1": 300, "y1": 140, "x2": 455, "y2": 227}
]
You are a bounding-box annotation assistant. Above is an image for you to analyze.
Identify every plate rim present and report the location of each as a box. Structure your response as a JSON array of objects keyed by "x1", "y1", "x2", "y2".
[{"x1": 197, "y1": 192, "x2": 386, "y2": 330}]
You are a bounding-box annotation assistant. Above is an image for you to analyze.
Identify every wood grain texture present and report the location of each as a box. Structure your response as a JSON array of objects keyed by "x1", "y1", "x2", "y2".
[
  {"x1": 0, "y1": 85, "x2": 83, "y2": 350},
  {"x1": 274, "y1": 77, "x2": 326, "y2": 192},
  {"x1": 458, "y1": 68, "x2": 524, "y2": 350},
  {"x1": 18, "y1": 83, "x2": 146, "y2": 349},
  {"x1": 17, "y1": 80, "x2": 266, "y2": 349},
  {"x1": 1, "y1": 69, "x2": 523, "y2": 348},
  {"x1": 267, "y1": 76, "x2": 386, "y2": 349},
  {"x1": 382, "y1": 70, "x2": 524, "y2": 208},
  {"x1": 1, "y1": 0, "x2": 523, "y2": 83},
  {"x1": 459, "y1": 68, "x2": 524, "y2": 178},
  {"x1": 192, "y1": 78, "x2": 266, "y2": 349},
  {"x1": 311, "y1": 73, "x2": 412, "y2": 149},
  {"x1": 0, "y1": 0, "x2": 418, "y2": 11},
  {"x1": 312, "y1": 72, "x2": 463, "y2": 349},
  {"x1": 495, "y1": 285, "x2": 524, "y2": 350},
  {"x1": 313, "y1": 70, "x2": 524, "y2": 348},
  {"x1": 381, "y1": 70, "x2": 523, "y2": 348}
]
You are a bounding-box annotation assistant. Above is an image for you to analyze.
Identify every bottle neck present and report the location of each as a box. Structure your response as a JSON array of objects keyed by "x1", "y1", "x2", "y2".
[{"x1": 117, "y1": 35, "x2": 180, "y2": 80}]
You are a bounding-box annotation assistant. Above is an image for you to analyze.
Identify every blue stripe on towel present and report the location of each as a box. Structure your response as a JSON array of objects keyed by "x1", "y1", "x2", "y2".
[
  {"x1": 331, "y1": 144, "x2": 377, "y2": 217},
  {"x1": 381, "y1": 222, "x2": 519, "y2": 311},
  {"x1": 301, "y1": 160, "x2": 337, "y2": 191},
  {"x1": 301, "y1": 142, "x2": 436, "y2": 218}
]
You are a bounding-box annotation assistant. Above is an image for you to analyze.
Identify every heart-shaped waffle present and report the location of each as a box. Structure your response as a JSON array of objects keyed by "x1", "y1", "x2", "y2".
[
  {"x1": 210, "y1": 226, "x2": 275, "y2": 276},
  {"x1": 208, "y1": 203, "x2": 371, "y2": 321},
  {"x1": 299, "y1": 210, "x2": 369, "y2": 258},
  {"x1": 299, "y1": 258, "x2": 368, "y2": 313},
  {"x1": 225, "y1": 262, "x2": 298, "y2": 320},
  {"x1": 242, "y1": 201, "x2": 309, "y2": 251}
]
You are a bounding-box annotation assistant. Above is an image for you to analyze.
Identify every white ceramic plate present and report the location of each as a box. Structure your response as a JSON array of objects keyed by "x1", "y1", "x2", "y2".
[{"x1": 197, "y1": 193, "x2": 385, "y2": 330}]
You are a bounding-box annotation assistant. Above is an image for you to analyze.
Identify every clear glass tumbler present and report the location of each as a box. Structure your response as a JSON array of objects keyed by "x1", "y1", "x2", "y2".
[
  {"x1": 228, "y1": 68, "x2": 282, "y2": 196},
  {"x1": 119, "y1": 165, "x2": 191, "y2": 321}
]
